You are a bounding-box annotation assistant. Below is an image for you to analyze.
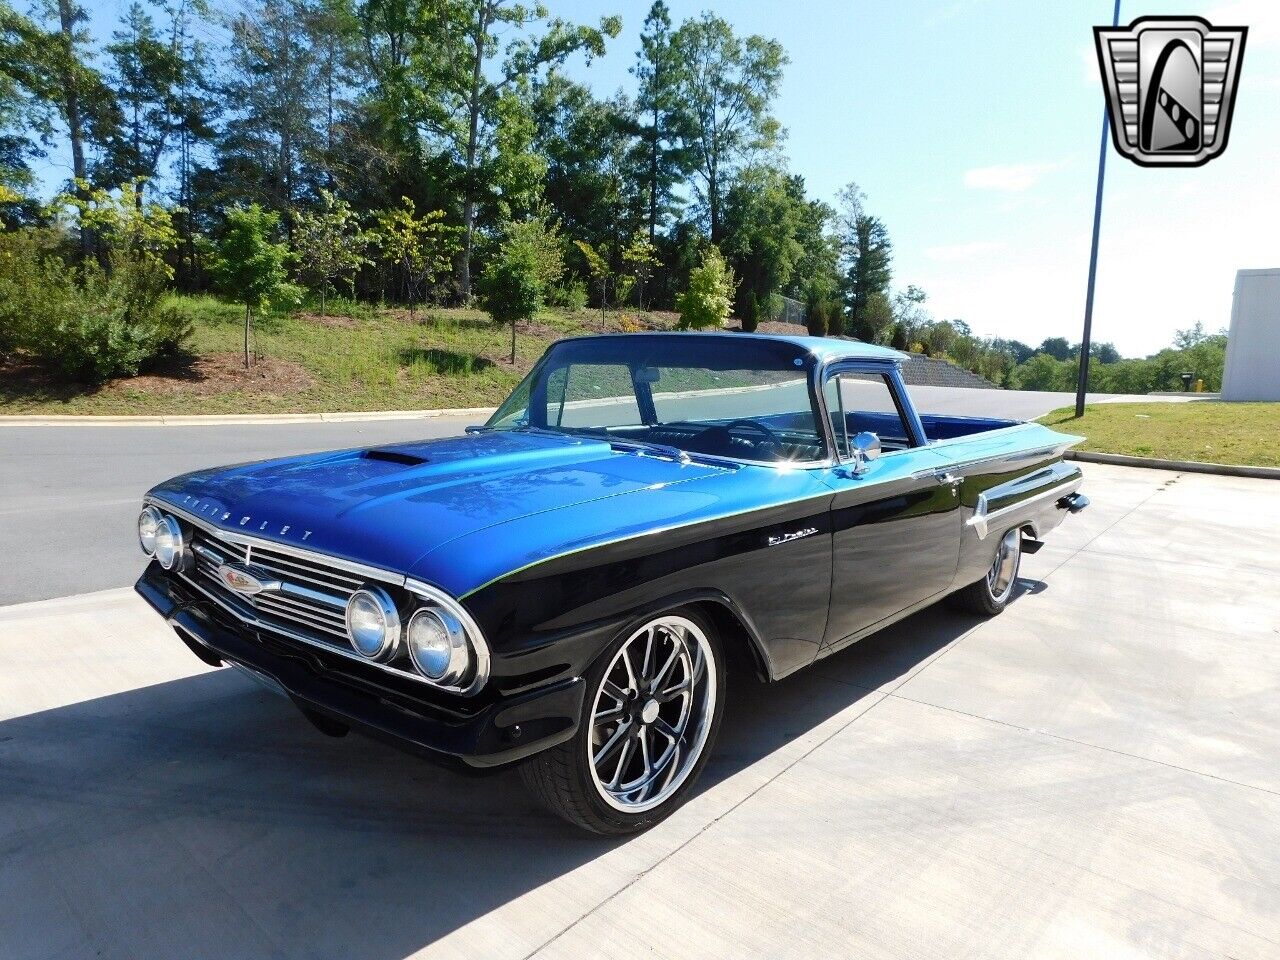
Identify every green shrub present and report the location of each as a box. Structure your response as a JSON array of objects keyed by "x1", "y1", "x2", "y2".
[
  {"x1": 0, "y1": 229, "x2": 189, "y2": 382},
  {"x1": 547, "y1": 280, "x2": 588, "y2": 311},
  {"x1": 677, "y1": 247, "x2": 735, "y2": 331}
]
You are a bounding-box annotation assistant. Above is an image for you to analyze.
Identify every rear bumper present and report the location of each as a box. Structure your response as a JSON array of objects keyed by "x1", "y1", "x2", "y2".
[{"x1": 135, "y1": 566, "x2": 584, "y2": 769}]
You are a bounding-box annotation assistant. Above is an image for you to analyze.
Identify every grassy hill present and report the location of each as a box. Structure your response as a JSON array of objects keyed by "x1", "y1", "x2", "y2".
[{"x1": 0, "y1": 296, "x2": 682, "y2": 416}]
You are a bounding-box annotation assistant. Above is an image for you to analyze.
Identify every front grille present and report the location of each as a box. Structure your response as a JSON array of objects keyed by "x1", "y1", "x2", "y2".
[{"x1": 180, "y1": 520, "x2": 369, "y2": 651}]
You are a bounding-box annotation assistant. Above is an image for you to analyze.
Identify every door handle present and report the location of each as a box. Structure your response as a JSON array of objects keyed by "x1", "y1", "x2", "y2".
[{"x1": 934, "y1": 472, "x2": 961, "y2": 485}]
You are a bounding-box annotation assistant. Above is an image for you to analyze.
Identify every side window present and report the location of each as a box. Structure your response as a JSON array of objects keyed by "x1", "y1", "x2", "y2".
[{"x1": 823, "y1": 372, "x2": 913, "y2": 458}]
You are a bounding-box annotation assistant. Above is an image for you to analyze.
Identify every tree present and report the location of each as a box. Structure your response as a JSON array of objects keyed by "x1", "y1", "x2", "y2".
[
  {"x1": 841, "y1": 208, "x2": 892, "y2": 340},
  {"x1": 670, "y1": 13, "x2": 786, "y2": 242},
  {"x1": 373, "y1": 196, "x2": 458, "y2": 314},
  {"x1": 102, "y1": 2, "x2": 182, "y2": 203},
  {"x1": 480, "y1": 216, "x2": 563, "y2": 362},
  {"x1": 426, "y1": 1, "x2": 620, "y2": 298},
  {"x1": 212, "y1": 204, "x2": 297, "y2": 367},
  {"x1": 216, "y1": 0, "x2": 325, "y2": 216},
  {"x1": 621, "y1": 232, "x2": 660, "y2": 310},
  {"x1": 676, "y1": 245, "x2": 735, "y2": 330},
  {"x1": 293, "y1": 189, "x2": 373, "y2": 315},
  {"x1": 720, "y1": 164, "x2": 804, "y2": 315},
  {"x1": 1037, "y1": 336, "x2": 1072, "y2": 361},
  {"x1": 631, "y1": 0, "x2": 693, "y2": 242},
  {"x1": 574, "y1": 239, "x2": 611, "y2": 320}
]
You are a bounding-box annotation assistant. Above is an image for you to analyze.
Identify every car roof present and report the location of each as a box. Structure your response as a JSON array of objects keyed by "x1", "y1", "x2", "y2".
[{"x1": 554, "y1": 332, "x2": 908, "y2": 364}]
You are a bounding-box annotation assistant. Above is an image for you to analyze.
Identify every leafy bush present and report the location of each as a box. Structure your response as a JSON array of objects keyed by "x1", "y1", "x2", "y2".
[
  {"x1": 677, "y1": 247, "x2": 735, "y2": 330},
  {"x1": 547, "y1": 279, "x2": 588, "y2": 311},
  {"x1": 0, "y1": 228, "x2": 190, "y2": 382}
]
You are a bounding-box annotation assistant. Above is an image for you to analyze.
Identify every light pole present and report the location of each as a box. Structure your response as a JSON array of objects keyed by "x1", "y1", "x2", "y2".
[{"x1": 1075, "y1": 0, "x2": 1122, "y2": 418}]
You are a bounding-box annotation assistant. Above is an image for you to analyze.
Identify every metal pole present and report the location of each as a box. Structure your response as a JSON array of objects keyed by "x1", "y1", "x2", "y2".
[{"x1": 1076, "y1": 0, "x2": 1122, "y2": 418}]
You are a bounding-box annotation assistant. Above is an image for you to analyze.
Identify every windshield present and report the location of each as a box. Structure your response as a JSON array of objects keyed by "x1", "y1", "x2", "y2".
[{"x1": 487, "y1": 335, "x2": 827, "y2": 464}]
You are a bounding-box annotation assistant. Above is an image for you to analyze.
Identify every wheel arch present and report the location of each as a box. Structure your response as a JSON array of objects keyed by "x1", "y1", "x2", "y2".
[{"x1": 600, "y1": 589, "x2": 773, "y2": 684}]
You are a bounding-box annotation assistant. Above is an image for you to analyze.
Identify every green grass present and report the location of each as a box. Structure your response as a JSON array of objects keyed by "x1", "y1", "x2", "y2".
[
  {"x1": 1041, "y1": 402, "x2": 1280, "y2": 468},
  {"x1": 0, "y1": 295, "x2": 677, "y2": 416}
]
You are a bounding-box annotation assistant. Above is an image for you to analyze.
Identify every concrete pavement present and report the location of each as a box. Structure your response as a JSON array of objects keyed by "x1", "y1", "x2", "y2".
[{"x1": 2, "y1": 463, "x2": 1278, "y2": 959}]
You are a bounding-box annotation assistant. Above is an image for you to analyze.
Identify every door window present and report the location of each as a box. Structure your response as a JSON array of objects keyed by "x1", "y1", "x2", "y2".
[{"x1": 823, "y1": 372, "x2": 913, "y2": 457}]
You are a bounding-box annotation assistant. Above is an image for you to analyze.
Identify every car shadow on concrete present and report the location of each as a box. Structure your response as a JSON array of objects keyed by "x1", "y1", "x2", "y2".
[{"x1": 0, "y1": 601, "x2": 994, "y2": 960}]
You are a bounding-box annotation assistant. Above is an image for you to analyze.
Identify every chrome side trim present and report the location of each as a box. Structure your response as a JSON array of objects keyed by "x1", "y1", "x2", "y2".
[{"x1": 967, "y1": 477, "x2": 1082, "y2": 540}]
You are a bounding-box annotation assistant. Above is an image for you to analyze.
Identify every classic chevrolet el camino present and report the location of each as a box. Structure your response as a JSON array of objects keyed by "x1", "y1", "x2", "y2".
[{"x1": 136, "y1": 333, "x2": 1089, "y2": 833}]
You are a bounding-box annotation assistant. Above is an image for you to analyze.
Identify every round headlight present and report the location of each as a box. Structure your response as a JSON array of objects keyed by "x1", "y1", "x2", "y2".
[
  {"x1": 345, "y1": 587, "x2": 401, "y2": 661},
  {"x1": 407, "y1": 608, "x2": 471, "y2": 685},
  {"x1": 153, "y1": 514, "x2": 185, "y2": 570},
  {"x1": 138, "y1": 505, "x2": 162, "y2": 556}
]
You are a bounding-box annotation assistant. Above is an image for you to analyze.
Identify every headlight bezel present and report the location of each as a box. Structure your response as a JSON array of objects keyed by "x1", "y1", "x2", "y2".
[
  {"x1": 344, "y1": 586, "x2": 402, "y2": 662},
  {"x1": 406, "y1": 607, "x2": 471, "y2": 686},
  {"x1": 153, "y1": 514, "x2": 185, "y2": 570},
  {"x1": 404, "y1": 579, "x2": 490, "y2": 696},
  {"x1": 138, "y1": 505, "x2": 163, "y2": 556}
]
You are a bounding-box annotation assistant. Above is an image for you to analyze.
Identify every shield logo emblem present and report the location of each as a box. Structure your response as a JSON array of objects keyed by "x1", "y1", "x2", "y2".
[
  {"x1": 218, "y1": 563, "x2": 271, "y2": 596},
  {"x1": 1095, "y1": 16, "x2": 1247, "y2": 167}
]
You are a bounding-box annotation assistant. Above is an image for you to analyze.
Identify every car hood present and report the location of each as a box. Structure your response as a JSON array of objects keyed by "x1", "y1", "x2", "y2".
[{"x1": 148, "y1": 430, "x2": 732, "y2": 579}]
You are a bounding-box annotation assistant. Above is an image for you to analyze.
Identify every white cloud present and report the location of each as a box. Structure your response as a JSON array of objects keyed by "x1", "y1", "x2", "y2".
[
  {"x1": 924, "y1": 241, "x2": 1006, "y2": 262},
  {"x1": 963, "y1": 161, "x2": 1069, "y2": 192}
]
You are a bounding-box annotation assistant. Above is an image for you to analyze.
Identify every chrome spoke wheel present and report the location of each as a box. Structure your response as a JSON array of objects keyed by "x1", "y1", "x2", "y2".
[
  {"x1": 587, "y1": 615, "x2": 717, "y2": 814},
  {"x1": 986, "y1": 528, "x2": 1021, "y2": 603}
]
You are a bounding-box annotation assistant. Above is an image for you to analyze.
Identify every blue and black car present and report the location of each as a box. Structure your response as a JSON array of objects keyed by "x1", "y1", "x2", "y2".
[{"x1": 135, "y1": 333, "x2": 1088, "y2": 834}]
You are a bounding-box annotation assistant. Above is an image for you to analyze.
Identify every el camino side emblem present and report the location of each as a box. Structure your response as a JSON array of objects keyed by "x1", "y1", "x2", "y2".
[
  {"x1": 767, "y1": 527, "x2": 818, "y2": 547},
  {"x1": 217, "y1": 564, "x2": 271, "y2": 596}
]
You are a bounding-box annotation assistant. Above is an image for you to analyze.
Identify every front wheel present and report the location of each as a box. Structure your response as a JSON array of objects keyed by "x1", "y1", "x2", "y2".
[
  {"x1": 950, "y1": 527, "x2": 1023, "y2": 616},
  {"x1": 520, "y1": 609, "x2": 724, "y2": 835}
]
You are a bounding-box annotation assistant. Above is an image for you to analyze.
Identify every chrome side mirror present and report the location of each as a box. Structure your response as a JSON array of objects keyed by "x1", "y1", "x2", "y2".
[{"x1": 850, "y1": 431, "x2": 882, "y2": 474}]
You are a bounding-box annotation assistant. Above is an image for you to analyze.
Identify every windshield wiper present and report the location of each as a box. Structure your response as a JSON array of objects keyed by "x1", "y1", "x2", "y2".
[{"x1": 606, "y1": 438, "x2": 691, "y2": 463}]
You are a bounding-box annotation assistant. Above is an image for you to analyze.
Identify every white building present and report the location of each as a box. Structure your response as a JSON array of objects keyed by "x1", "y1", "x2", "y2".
[{"x1": 1222, "y1": 268, "x2": 1280, "y2": 402}]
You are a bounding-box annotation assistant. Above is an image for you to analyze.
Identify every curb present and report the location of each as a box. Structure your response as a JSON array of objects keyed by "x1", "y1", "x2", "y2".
[
  {"x1": 0, "y1": 406, "x2": 496, "y2": 427},
  {"x1": 1066, "y1": 450, "x2": 1280, "y2": 480}
]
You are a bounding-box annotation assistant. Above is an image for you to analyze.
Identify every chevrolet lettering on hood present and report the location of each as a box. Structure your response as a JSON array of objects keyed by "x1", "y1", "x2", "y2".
[{"x1": 133, "y1": 332, "x2": 1088, "y2": 835}]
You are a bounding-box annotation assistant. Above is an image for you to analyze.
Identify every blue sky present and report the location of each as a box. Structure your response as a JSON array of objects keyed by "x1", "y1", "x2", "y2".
[{"x1": 74, "y1": 0, "x2": 1280, "y2": 356}]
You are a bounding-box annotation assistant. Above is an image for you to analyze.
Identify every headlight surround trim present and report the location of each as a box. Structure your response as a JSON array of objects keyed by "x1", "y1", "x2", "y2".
[
  {"x1": 404, "y1": 578, "x2": 491, "y2": 696},
  {"x1": 407, "y1": 607, "x2": 470, "y2": 685}
]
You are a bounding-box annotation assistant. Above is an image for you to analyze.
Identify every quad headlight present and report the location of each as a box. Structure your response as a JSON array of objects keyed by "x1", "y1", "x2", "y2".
[
  {"x1": 406, "y1": 607, "x2": 472, "y2": 686},
  {"x1": 138, "y1": 505, "x2": 163, "y2": 556},
  {"x1": 152, "y1": 513, "x2": 185, "y2": 570},
  {"x1": 344, "y1": 587, "x2": 401, "y2": 662}
]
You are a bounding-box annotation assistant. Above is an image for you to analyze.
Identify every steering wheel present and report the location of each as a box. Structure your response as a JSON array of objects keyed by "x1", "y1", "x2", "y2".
[{"x1": 722, "y1": 418, "x2": 780, "y2": 443}]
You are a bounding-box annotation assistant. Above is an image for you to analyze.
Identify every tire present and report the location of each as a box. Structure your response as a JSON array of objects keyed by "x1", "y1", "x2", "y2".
[
  {"x1": 521, "y1": 607, "x2": 725, "y2": 835},
  {"x1": 950, "y1": 527, "x2": 1023, "y2": 616}
]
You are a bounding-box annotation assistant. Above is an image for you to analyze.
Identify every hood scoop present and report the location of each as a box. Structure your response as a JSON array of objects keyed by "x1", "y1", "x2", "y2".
[{"x1": 362, "y1": 448, "x2": 429, "y2": 466}]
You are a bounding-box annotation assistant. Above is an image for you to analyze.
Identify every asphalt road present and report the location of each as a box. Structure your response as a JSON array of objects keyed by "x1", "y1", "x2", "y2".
[
  {"x1": 3, "y1": 463, "x2": 1277, "y2": 959},
  {"x1": 0, "y1": 416, "x2": 478, "y2": 604},
  {"x1": 0, "y1": 387, "x2": 1127, "y2": 605}
]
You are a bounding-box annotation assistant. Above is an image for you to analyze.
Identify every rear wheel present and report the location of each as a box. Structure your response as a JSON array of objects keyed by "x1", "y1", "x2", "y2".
[
  {"x1": 951, "y1": 527, "x2": 1023, "y2": 616},
  {"x1": 521, "y1": 609, "x2": 724, "y2": 835}
]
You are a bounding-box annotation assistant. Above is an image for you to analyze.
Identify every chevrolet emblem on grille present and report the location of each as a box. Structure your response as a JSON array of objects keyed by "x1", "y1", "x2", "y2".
[{"x1": 217, "y1": 563, "x2": 277, "y2": 596}]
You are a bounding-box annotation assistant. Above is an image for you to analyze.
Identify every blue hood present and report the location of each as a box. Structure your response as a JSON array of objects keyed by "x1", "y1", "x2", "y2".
[{"x1": 149, "y1": 431, "x2": 732, "y2": 582}]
